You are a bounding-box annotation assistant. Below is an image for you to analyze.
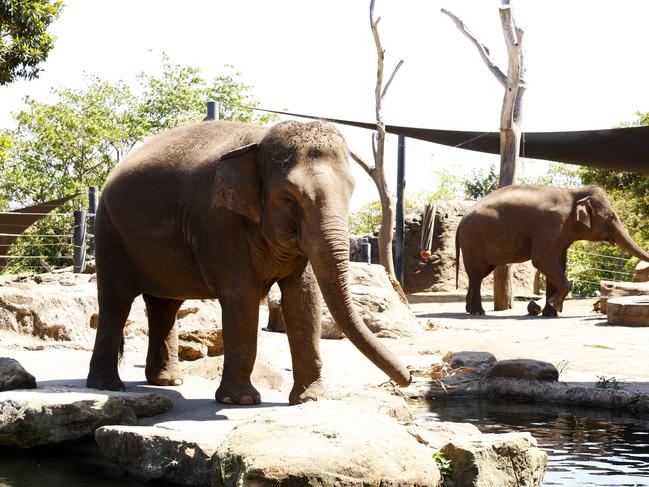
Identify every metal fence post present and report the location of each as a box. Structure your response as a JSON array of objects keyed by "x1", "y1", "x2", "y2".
[
  {"x1": 360, "y1": 237, "x2": 371, "y2": 264},
  {"x1": 73, "y1": 210, "x2": 86, "y2": 273},
  {"x1": 394, "y1": 135, "x2": 406, "y2": 287},
  {"x1": 207, "y1": 101, "x2": 220, "y2": 120},
  {"x1": 88, "y1": 186, "x2": 98, "y2": 257}
]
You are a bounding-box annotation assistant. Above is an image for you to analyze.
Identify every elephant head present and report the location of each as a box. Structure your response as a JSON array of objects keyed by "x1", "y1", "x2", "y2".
[
  {"x1": 574, "y1": 186, "x2": 649, "y2": 261},
  {"x1": 212, "y1": 120, "x2": 411, "y2": 387}
]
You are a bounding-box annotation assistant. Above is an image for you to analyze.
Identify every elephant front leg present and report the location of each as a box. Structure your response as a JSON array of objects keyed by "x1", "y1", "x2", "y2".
[
  {"x1": 279, "y1": 262, "x2": 326, "y2": 405},
  {"x1": 215, "y1": 294, "x2": 261, "y2": 405},
  {"x1": 541, "y1": 251, "x2": 569, "y2": 316}
]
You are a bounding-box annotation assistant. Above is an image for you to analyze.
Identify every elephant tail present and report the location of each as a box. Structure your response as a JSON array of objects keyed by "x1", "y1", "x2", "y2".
[{"x1": 455, "y1": 231, "x2": 460, "y2": 290}]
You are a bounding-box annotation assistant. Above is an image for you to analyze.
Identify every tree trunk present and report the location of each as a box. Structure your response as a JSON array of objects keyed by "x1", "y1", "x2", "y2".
[{"x1": 377, "y1": 187, "x2": 396, "y2": 278}]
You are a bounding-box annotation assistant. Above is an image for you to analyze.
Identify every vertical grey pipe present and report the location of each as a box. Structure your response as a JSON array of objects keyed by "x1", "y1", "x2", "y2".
[
  {"x1": 395, "y1": 135, "x2": 406, "y2": 286},
  {"x1": 360, "y1": 237, "x2": 371, "y2": 263},
  {"x1": 207, "y1": 101, "x2": 220, "y2": 120},
  {"x1": 73, "y1": 210, "x2": 86, "y2": 273},
  {"x1": 87, "y1": 186, "x2": 98, "y2": 257}
]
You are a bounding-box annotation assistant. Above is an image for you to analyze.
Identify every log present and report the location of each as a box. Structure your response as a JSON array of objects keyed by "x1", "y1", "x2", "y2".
[{"x1": 598, "y1": 279, "x2": 649, "y2": 314}]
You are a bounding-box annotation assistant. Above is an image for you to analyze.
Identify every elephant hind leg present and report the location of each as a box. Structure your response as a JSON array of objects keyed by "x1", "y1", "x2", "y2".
[
  {"x1": 465, "y1": 262, "x2": 491, "y2": 315},
  {"x1": 540, "y1": 259, "x2": 570, "y2": 316},
  {"x1": 143, "y1": 294, "x2": 184, "y2": 386}
]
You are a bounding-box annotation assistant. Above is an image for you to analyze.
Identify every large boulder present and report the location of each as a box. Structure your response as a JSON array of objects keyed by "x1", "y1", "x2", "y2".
[
  {"x1": 0, "y1": 386, "x2": 172, "y2": 447},
  {"x1": 266, "y1": 262, "x2": 419, "y2": 339},
  {"x1": 96, "y1": 425, "x2": 219, "y2": 485},
  {"x1": 350, "y1": 201, "x2": 536, "y2": 294},
  {"x1": 212, "y1": 401, "x2": 441, "y2": 486},
  {"x1": 0, "y1": 272, "x2": 222, "y2": 342},
  {"x1": 440, "y1": 431, "x2": 547, "y2": 487},
  {"x1": 0, "y1": 357, "x2": 36, "y2": 391}
]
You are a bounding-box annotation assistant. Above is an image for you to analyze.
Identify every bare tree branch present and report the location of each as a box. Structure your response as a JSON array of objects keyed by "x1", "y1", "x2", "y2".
[
  {"x1": 381, "y1": 59, "x2": 404, "y2": 99},
  {"x1": 441, "y1": 8, "x2": 508, "y2": 88},
  {"x1": 350, "y1": 150, "x2": 375, "y2": 178}
]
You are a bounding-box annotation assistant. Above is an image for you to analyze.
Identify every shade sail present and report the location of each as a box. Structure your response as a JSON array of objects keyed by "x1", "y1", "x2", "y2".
[
  {"x1": 265, "y1": 108, "x2": 649, "y2": 174},
  {"x1": 0, "y1": 194, "x2": 77, "y2": 269}
]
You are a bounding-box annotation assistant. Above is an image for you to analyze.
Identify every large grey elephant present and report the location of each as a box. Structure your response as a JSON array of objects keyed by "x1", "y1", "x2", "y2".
[
  {"x1": 85, "y1": 120, "x2": 411, "y2": 405},
  {"x1": 456, "y1": 184, "x2": 649, "y2": 316}
]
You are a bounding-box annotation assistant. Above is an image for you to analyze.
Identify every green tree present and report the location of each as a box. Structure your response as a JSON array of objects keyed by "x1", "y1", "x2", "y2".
[
  {"x1": 1, "y1": 57, "x2": 273, "y2": 272},
  {"x1": 464, "y1": 165, "x2": 499, "y2": 200},
  {"x1": 0, "y1": 0, "x2": 63, "y2": 85}
]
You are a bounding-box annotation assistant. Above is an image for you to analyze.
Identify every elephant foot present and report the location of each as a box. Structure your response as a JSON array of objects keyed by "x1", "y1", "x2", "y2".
[
  {"x1": 466, "y1": 305, "x2": 485, "y2": 316},
  {"x1": 542, "y1": 305, "x2": 558, "y2": 317},
  {"x1": 289, "y1": 378, "x2": 327, "y2": 405},
  {"x1": 145, "y1": 362, "x2": 183, "y2": 387},
  {"x1": 215, "y1": 382, "x2": 261, "y2": 405},
  {"x1": 86, "y1": 369, "x2": 125, "y2": 391}
]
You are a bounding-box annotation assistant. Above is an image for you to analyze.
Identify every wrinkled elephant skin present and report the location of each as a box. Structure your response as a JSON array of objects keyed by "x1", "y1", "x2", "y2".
[
  {"x1": 86, "y1": 120, "x2": 411, "y2": 405},
  {"x1": 456, "y1": 185, "x2": 649, "y2": 316}
]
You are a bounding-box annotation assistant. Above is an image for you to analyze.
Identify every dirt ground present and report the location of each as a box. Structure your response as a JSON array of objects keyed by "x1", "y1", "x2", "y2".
[{"x1": 400, "y1": 292, "x2": 649, "y2": 389}]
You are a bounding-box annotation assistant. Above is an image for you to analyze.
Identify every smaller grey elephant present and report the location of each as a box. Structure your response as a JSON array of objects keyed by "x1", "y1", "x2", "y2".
[{"x1": 456, "y1": 184, "x2": 649, "y2": 316}]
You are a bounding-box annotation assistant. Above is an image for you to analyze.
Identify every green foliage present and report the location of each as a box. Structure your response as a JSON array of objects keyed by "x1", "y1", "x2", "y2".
[
  {"x1": 1, "y1": 56, "x2": 273, "y2": 273},
  {"x1": 529, "y1": 162, "x2": 581, "y2": 188},
  {"x1": 0, "y1": 0, "x2": 63, "y2": 85},
  {"x1": 566, "y1": 241, "x2": 636, "y2": 296},
  {"x1": 431, "y1": 451, "x2": 453, "y2": 480},
  {"x1": 464, "y1": 165, "x2": 499, "y2": 200},
  {"x1": 431, "y1": 169, "x2": 465, "y2": 201}
]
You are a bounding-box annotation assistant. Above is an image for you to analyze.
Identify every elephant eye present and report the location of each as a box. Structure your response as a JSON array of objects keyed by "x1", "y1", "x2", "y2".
[{"x1": 308, "y1": 149, "x2": 321, "y2": 160}]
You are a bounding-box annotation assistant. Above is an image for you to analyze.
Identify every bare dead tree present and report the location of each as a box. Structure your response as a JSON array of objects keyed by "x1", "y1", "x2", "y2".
[
  {"x1": 351, "y1": 0, "x2": 404, "y2": 281},
  {"x1": 442, "y1": 0, "x2": 525, "y2": 310}
]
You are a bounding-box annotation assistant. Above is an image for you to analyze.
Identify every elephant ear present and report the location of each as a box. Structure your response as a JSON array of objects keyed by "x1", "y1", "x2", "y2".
[
  {"x1": 575, "y1": 196, "x2": 592, "y2": 229},
  {"x1": 212, "y1": 144, "x2": 262, "y2": 224}
]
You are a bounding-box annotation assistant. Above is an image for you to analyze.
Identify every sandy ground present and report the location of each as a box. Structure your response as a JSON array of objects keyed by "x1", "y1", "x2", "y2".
[
  {"x1": 403, "y1": 293, "x2": 649, "y2": 389},
  {"x1": 4, "y1": 292, "x2": 649, "y2": 397}
]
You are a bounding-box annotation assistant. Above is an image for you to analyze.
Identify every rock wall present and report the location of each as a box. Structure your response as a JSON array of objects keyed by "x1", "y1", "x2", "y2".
[{"x1": 351, "y1": 200, "x2": 536, "y2": 295}]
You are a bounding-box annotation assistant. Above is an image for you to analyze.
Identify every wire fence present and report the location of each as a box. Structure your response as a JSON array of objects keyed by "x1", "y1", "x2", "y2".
[
  {"x1": 1, "y1": 188, "x2": 97, "y2": 275},
  {"x1": 566, "y1": 247, "x2": 636, "y2": 295}
]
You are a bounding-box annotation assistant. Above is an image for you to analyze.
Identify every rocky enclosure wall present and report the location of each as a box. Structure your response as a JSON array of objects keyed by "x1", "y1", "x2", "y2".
[{"x1": 350, "y1": 200, "x2": 536, "y2": 294}]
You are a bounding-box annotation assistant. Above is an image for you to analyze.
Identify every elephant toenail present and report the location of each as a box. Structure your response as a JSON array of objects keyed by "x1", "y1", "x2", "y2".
[
  {"x1": 240, "y1": 396, "x2": 254, "y2": 405},
  {"x1": 172, "y1": 378, "x2": 183, "y2": 386},
  {"x1": 221, "y1": 397, "x2": 233, "y2": 404}
]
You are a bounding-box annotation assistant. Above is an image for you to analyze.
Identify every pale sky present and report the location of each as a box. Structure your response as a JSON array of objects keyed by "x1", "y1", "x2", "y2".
[{"x1": 1, "y1": 0, "x2": 648, "y2": 208}]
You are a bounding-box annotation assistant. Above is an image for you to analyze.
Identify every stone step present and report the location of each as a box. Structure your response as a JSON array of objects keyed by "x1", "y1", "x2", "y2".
[{"x1": 607, "y1": 295, "x2": 649, "y2": 327}]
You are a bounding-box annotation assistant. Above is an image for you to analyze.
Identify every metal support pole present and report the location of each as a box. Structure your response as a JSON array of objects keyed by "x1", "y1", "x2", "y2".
[
  {"x1": 73, "y1": 210, "x2": 86, "y2": 273},
  {"x1": 207, "y1": 101, "x2": 220, "y2": 120},
  {"x1": 87, "y1": 186, "x2": 98, "y2": 257},
  {"x1": 395, "y1": 135, "x2": 406, "y2": 287},
  {"x1": 360, "y1": 237, "x2": 371, "y2": 264}
]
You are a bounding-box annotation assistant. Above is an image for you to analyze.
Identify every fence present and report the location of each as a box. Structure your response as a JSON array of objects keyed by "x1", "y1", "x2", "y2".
[
  {"x1": 566, "y1": 247, "x2": 635, "y2": 294},
  {"x1": 0, "y1": 187, "x2": 98, "y2": 275}
]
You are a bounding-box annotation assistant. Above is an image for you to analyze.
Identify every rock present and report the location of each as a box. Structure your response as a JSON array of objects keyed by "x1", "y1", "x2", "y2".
[
  {"x1": 212, "y1": 401, "x2": 440, "y2": 486},
  {"x1": 182, "y1": 355, "x2": 286, "y2": 392},
  {"x1": 488, "y1": 359, "x2": 559, "y2": 382},
  {"x1": 265, "y1": 263, "x2": 419, "y2": 339},
  {"x1": 329, "y1": 384, "x2": 413, "y2": 422},
  {"x1": 0, "y1": 277, "x2": 98, "y2": 341},
  {"x1": 0, "y1": 386, "x2": 172, "y2": 447},
  {"x1": 95, "y1": 425, "x2": 219, "y2": 485},
  {"x1": 406, "y1": 420, "x2": 482, "y2": 450},
  {"x1": 527, "y1": 299, "x2": 542, "y2": 316},
  {"x1": 178, "y1": 329, "x2": 224, "y2": 361},
  {"x1": 0, "y1": 271, "x2": 223, "y2": 343},
  {"x1": 441, "y1": 431, "x2": 547, "y2": 487},
  {"x1": 350, "y1": 202, "x2": 536, "y2": 294},
  {"x1": 606, "y1": 295, "x2": 649, "y2": 327},
  {"x1": 598, "y1": 279, "x2": 649, "y2": 314},
  {"x1": 634, "y1": 261, "x2": 649, "y2": 282},
  {"x1": 448, "y1": 351, "x2": 497, "y2": 370},
  {"x1": 0, "y1": 357, "x2": 36, "y2": 391}
]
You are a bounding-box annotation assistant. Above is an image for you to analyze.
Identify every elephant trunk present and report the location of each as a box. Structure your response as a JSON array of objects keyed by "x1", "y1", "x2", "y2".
[
  {"x1": 302, "y1": 215, "x2": 411, "y2": 387},
  {"x1": 612, "y1": 220, "x2": 649, "y2": 262}
]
